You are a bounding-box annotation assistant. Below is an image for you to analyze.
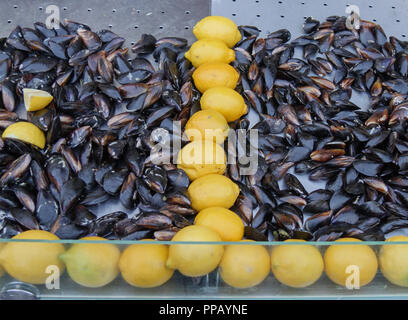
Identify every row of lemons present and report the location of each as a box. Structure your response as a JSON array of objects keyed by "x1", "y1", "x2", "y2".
[
  {"x1": 175, "y1": 16, "x2": 248, "y2": 284},
  {"x1": 1, "y1": 230, "x2": 408, "y2": 289},
  {"x1": 175, "y1": 16, "x2": 250, "y2": 285},
  {"x1": 178, "y1": 18, "x2": 244, "y2": 236}
]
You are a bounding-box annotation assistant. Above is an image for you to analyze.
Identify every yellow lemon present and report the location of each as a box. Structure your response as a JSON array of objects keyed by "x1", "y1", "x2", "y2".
[
  {"x1": 193, "y1": 16, "x2": 241, "y2": 48},
  {"x1": 23, "y1": 88, "x2": 53, "y2": 111},
  {"x1": 201, "y1": 86, "x2": 248, "y2": 122},
  {"x1": 192, "y1": 62, "x2": 239, "y2": 93},
  {"x1": 119, "y1": 241, "x2": 174, "y2": 288},
  {"x1": 185, "y1": 39, "x2": 235, "y2": 68},
  {"x1": 2, "y1": 122, "x2": 46, "y2": 149},
  {"x1": 379, "y1": 235, "x2": 408, "y2": 287},
  {"x1": 324, "y1": 238, "x2": 378, "y2": 287},
  {"x1": 59, "y1": 236, "x2": 120, "y2": 288},
  {"x1": 188, "y1": 174, "x2": 240, "y2": 211},
  {"x1": 0, "y1": 243, "x2": 7, "y2": 278},
  {"x1": 177, "y1": 140, "x2": 226, "y2": 181},
  {"x1": 185, "y1": 109, "x2": 229, "y2": 144},
  {"x1": 167, "y1": 225, "x2": 224, "y2": 277},
  {"x1": 194, "y1": 207, "x2": 244, "y2": 241},
  {"x1": 219, "y1": 240, "x2": 270, "y2": 288},
  {"x1": 0, "y1": 230, "x2": 65, "y2": 284},
  {"x1": 270, "y1": 239, "x2": 324, "y2": 288}
]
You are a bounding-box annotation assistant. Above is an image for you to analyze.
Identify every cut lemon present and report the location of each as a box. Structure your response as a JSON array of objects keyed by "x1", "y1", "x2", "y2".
[
  {"x1": 2, "y1": 122, "x2": 46, "y2": 149},
  {"x1": 23, "y1": 88, "x2": 53, "y2": 112}
]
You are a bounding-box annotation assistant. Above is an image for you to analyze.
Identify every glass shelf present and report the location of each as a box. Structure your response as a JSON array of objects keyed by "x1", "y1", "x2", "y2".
[{"x1": 0, "y1": 239, "x2": 406, "y2": 299}]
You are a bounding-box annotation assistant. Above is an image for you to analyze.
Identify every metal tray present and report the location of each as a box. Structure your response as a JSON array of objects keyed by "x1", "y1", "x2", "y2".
[{"x1": 1, "y1": 0, "x2": 408, "y2": 299}]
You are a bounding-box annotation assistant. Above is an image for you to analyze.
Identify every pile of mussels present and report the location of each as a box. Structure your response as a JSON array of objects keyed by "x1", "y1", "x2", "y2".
[
  {"x1": 232, "y1": 17, "x2": 408, "y2": 241},
  {"x1": 1, "y1": 16, "x2": 408, "y2": 242},
  {"x1": 0, "y1": 19, "x2": 196, "y2": 240}
]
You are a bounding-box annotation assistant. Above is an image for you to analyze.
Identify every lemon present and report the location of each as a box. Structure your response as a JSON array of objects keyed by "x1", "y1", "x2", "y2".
[
  {"x1": 201, "y1": 86, "x2": 248, "y2": 122},
  {"x1": 185, "y1": 39, "x2": 235, "y2": 68},
  {"x1": 59, "y1": 236, "x2": 120, "y2": 288},
  {"x1": 0, "y1": 230, "x2": 65, "y2": 284},
  {"x1": 194, "y1": 207, "x2": 244, "y2": 241},
  {"x1": 324, "y1": 238, "x2": 378, "y2": 287},
  {"x1": 119, "y1": 241, "x2": 174, "y2": 288},
  {"x1": 188, "y1": 174, "x2": 240, "y2": 211},
  {"x1": 219, "y1": 240, "x2": 270, "y2": 288},
  {"x1": 185, "y1": 109, "x2": 229, "y2": 144},
  {"x1": 192, "y1": 62, "x2": 239, "y2": 93},
  {"x1": 177, "y1": 140, "x2": 226, "y2": 181},
  {"x1": 2, "y1": 122, "x2": 46, "y2": 149},
  {"x1": 167, "y1": 225, "x2": 224, "y2": 277},
  {"x1": 23, "y1": 88, "x2": 53, "y2": 112},
  {"x1": 379, "y1": 235, "x2": 408, "y2": 287},
  {"x1": 270, "y1": 239, "x2": 324, "y2": 288},
  {"x1": 0, "y1": 243, "x2": 6, "y2": 278},
  {"x1": 193, "y1": 16, "x2": 241, "y2": 48}
]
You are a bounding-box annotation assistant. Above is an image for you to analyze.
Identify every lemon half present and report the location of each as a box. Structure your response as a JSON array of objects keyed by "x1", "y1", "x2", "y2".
[
  {"x1": 23, "y1": 88, "x2": 53, "y2": 112},
  {"x1": 2, "y1": 122, "x2": 46, "y2": 149}
]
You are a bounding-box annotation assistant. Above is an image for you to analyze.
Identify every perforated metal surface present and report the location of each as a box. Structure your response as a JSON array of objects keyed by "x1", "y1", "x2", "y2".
[
  {"x1": 212, "y1": 0, "x2": 408, "y2": 39},
  {"x1": 1, "y1": 0, "x2": 210, "y2": 44}
]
